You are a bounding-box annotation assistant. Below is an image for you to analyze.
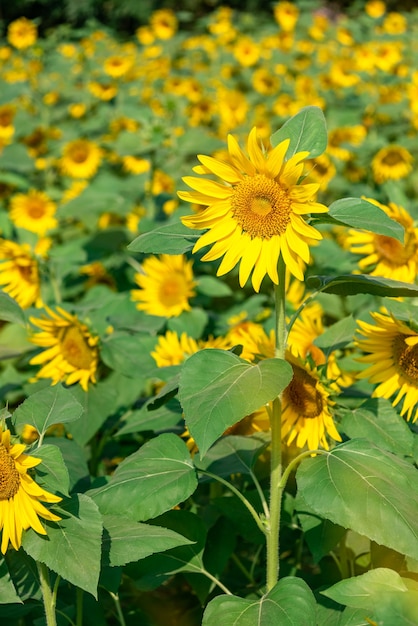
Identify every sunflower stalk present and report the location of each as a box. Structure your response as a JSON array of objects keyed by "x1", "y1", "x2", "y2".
[
  {"x1": 266, "y1": 256, "x2": 287, "y2": 591},
  {"x1": 37, "y1": 561, "x2": 58, "y2": 626}
]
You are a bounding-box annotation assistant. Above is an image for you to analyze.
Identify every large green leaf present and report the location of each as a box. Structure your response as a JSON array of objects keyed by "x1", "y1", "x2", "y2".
[
  {"x1": 270, "y1": 106, "x2": 327, "y2": 159},
  {"x1": 12, "y1": 385, "x2": 84, "y2": 437},
  {"x1": 89, "y1": 433, "x2": 197, "y2": 521},
  {"x1": 22, "y1": 494, "x2": 103, "y2": 598},
  {"x1": 295, "y1": 494, "x2": 346, "y2": 564},
  {"x1": 127, "y1": 221, "x2": 200, "y2": 254},
  {"x1": 31, "y1": 444, "x2": 70, "y2": 497},
  {"x1": 66, "y1": 382, "x2": 118, "y2": 446},
  {"x1": 195, "y1": 434, "x2": 270, "y2": 477},
  {"x1": 296, "y1": 439, "x2": 418, "y2": 560},
  {"x1": 178, "y1": 350, "x2": 292, "y2": 457},
  {"x1": 202, "y1": 577, "x2": 317, "y2": 626},
  {"x1": 327, "y1": 198, "x2": 404, "y2": 242},
  {"x1": 0, "y1": 556, "x2": 21, "y2": 604},
  {"x1": 102, "y1": 515, "x2": 193, "y2": 567},
  {"x1": 313, "y1": 315, "x2": 357, "y2": 358},
  {"x1": 0, "y1": 293, "x2": 26, "y2": 326},
  {"x1": 100, "y1": 332, "x2": 156, "y2": 378},
  {"x1": 306, "y1": 274, "x2": 418, "y2": 298}
]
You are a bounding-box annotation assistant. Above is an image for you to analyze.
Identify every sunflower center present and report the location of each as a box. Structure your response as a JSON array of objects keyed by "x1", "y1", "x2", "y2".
[
  {"x1": 285, "y1": 364, "x2": 323, "y2": 418},
  {"x1": 60, "y1": 326, "x2": 94, "y2": 369},
  {"x1": 381, "y1": 150, "x2": 404, "y2": 166},
  {"x1": 375, "y1": 229, "x2": 416, "y2": 265},
  {"x1": 393, "y1": 335, "x2": 418, "y2": 383},
  {"x1": 28, "y1": 200, "x2": 46, "y2": 219},
  {"x1": 232, "y1": 174, "x2": 291, "y2": 239},
  {"x1": 0, "y1": 442, "x2": 20, "y2": 500},
  {"x1": 159, "y1": 274, "x2": 189, "y2": 307},
  {"x1": 69, "y1": 146, "x2": 88, "y2": 163}
]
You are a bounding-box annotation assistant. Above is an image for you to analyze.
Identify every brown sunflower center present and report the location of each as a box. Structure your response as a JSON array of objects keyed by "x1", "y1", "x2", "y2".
[
  {"x1": 285, "y1": 364, "x2": 323, "y2": 419},
  {"x1": 69, "y1": 145, "x2": 89, "y2": 164},
  {"x1": 232, "y1": 174, "x2": 292, "y2": 239},
  {"x1": 393, "y1": 335, "x2": 418, "y2": 383},
  {"x1": 0, "y1": 442, "x2": 20, "y2": 500},
  {"x1": 375, "y1": 226, "x2": 416, "y2": 265},
  {"x1": 159, "y1": 274, "x2": 189, "y2": 307},
  {"x1": 27, "y1": 199, "x2": 46, "y2": 219},
  {"x1": 17, "y1": 257, "x2": 37, "y2": 282},
  {"x1": 60, "y1": 325, "x2": 94, "y2": 370},
  {"x1": 381, "y1": 150, "x2": 404, "y2": 166}
]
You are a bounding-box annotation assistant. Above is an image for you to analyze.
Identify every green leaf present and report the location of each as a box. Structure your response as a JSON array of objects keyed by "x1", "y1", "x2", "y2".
[
  {"x1": 295, "y1": 494, "x2": 346, "y2": 564},
  {"x1": 3, "y1": 549, "x2": 40, "y2": 602},
  {"x1": 102, "y1": 515, "x2": 193, "y2": 567},
  {"x1": 13, "y1": 385, "x2": 84, "y2": 437},
  {"x1": 178, "y1": 350, "x2": 292, "y2": 457},
  {"x1": 22, "y1": 494, "x2": 103, "y2": 598},
  {"x1": 115, "y1": 398, "x2": 182, "y2": 436},
  {"x1": 0, "y1": 556, "x2": 22, "y2": 604},
  {"x1": 327, "y1": 198, "x2": 404, "y2": 242},
  {"x1": 89, "y1": 433, "x2": 197, "y2": 521},
  {"x1": 195, "y1": 434, "x2": 270, "y2": 477},
  {"x1": 306, "y1": 274, "x2": 418, "y2": 298},
  {"x1": 203, "y1": 577, "x2": 317, "y2": 626},
  {"x1": 167, "y1": 308, "x2": 208, "y2": 339},
  {"x1": 100, "y1": 332, "x2": 156, "y2": 378},
  {"x1": 296, "y1": 439, "x2": 418, "y2": 560},
  {"x1": 270, "y1": 106, "x2": 327, "y2": 159},
  {"x1": 127, "y1": 221, "x2": 200, "y2": 254},
  {"x1": 322, "y1": 568, "x2": 407, "y2": 610},
  {"x1": 31, "y1": 444, "x2": 70, "y2": 497},
  {"x1": 339, "y1": 398, "x2": 414, "y2": 459},
  {"x1": 196, "y1": 276, "x2": 232, "y2": 297},
  {"x1": 313, "y1": 315, "x2": 357, "y2": 358},
  {"x1": 0, "y1": 293, "x2": 26, "y2": 326}
]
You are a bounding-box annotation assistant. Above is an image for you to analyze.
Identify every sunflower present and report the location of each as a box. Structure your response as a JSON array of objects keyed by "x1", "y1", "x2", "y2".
[
  {"x1": 281, "y1": 353, "x2": 341, "y2": 451},
  {"x1": 7, "y1": 17, "x2": 37, "y2": 49},
  {"x1": 151, "y1": 330, "x2": 229, "y2": 368},
  {"x1": 345, "y1": 199, "x2": 418, "y2": 283},
  {"x1": 150, "y1": 9, "x2": 178, "y2": 40},
  {"x1": 0, "y1": 422, "x2": 61, "y2": 554},
  {"x1": 179, "y1": 127, "x2": 327, "y2": 292},
  {"x1": 274, "y1": 1, "x2": 299, "y2": 31},
  {"x1": 60, "y1": 139, "x2": 102, "y2": 179},
  {"x1": 9, "y1": 190, "x2": 57, "y2": 236},
  {"x1": 103, "y1": 55, "x2": 134, "y2": 78},
  {"x1": 0, "y1": 240, "x2": 41, "y2": 308},
  {"x1": 371, "y1": 145, "x2": 413, "y2": 184},
  {"x1": 29, "y1": 306, "x2": 99, "y2": 391},
  {"x1": 122, "y1": 156, "x2": 151, "y2": 175},
  {"x1": 365, "y1": 0, "x2": 386, "y2": 18},
  {"x1": 131, "y1": 254, "x2": 196, "y2": 318},
  {"x1": 0, "y1": 104, "x2": 16, "y2": 142},
  {"x1": 356, "y1": 311, "x2": 418, "y2": 422},
  {"x1": 88, "y1": 81, "x2": 118, "y2": 101}
]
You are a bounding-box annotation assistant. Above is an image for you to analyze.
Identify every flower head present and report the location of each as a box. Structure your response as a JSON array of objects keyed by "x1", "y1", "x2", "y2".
[
  {"x1": 29, "y1": 306, "x2": 99, "y2": 391},
  {"x1": 151, "y1": 330, "x2": 229, "y2": 368},
  {"x1": 60, "y1": 139, "x2": 102, "y2": 179},
  {"x1": 179, "y1": 128, "x2": 327, "y2": 292},
  {"x1": 7, "y1": 17, "x2": 37, "y2": 49},
  {"x1": 0, "y1": 423, "x2": 61, "y2": 554},
  {"x1": 371, "y1": 145, "x2": 413, "y2": 184},
  {"x1": 0, "y1": 240, "x2": 41, "y2": 308},
  {"x1": 356, "y1": 311, "x2": 418, "y2": 422},
  {"x1": 9, "y1": 190, "x2": 57, "y2": 236},
  {"x1": 131, "y1": 254, "x2": 196, "y2": 318}
]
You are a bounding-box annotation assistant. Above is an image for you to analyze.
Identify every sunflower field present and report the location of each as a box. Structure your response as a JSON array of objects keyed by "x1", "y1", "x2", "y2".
[{"x1": 0, "y1": 1, "x2": 418, "y2": 624}]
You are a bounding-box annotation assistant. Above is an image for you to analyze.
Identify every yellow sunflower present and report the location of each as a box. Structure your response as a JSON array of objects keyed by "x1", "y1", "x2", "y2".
[
  {"x1": 150, "y1": 9, "x2": 178, "y2": 40},
  {"x1": 151, "y1": 330, "x2": 229, "y2": 368},
  {"x1": 371, "y1": 145, "x2": 413, "y2": 184},
  {"x1": 0, "y1": 422, "x2": 61, "y2": 554},
  {"x1": 29, "y1": 306, "x2": 99, "y2": 391},
  {"x1": 356, "y1": 311, "x2": 418, "y2": 422},
  {"x1": 7, "y1": 17, "x2": 37, "y2": 49},
  {"x1": 179, "y1": 127, "x2": 327, "y2": 292},
  {"x1": 346, "y1": 199, "x2": 418, "y2": 283},
  {"x1": 9, "y1": 190, "x2": 57, "y2": 236},
  {"x1": 281, "y1": 353, "x2": 341, "y2": 451},
  {"x1": 103, "y1": 55, "x2": 134, "y2": 78},
  {"x1": 274, "y1": 1, "x2": 299, "y2": 31},
  {"x1": 60, "y1": 139, "x2": 102, "y2": 179},
  {"x1": 88, "y1": 81, "x2": 118, "y2": 101},
  {"x1": 131, "y1": 254, "x2": 196, "y2": 318},
  {"x1": 0, "y1": 239, "x2": 41, "y2": 308}
]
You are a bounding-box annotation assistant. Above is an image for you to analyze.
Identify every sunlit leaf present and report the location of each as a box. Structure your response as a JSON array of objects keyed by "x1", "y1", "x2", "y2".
[
  {"x1": 0, "y1": 556, "x2": 22, "y2": 604},
  {"x1": 31, "y1": 444, "x2": 70, "y2": 497},
  {"x1": 0, "y1": 293, "x2": 26, "y2": 326},
  {"x1": 306, "y1": 274, "x2": 418, "y2": 298},
  {"x1": 127, "y1": 221, "x2": 200, "y2": 254},
  {"x1": 327, "y1": 198, "x2": 404, "y2": 242},
  {"x1": 270, "y1": 106, "x2": 327, "y2": 159}
]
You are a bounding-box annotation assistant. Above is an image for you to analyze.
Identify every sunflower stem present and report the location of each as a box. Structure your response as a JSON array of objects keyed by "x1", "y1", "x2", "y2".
[
  {"x1": 37, "y1": 562, "x2": 58, "y2": 626},
  {"x1": 266, "y1": 257, "x2": 287, "y2": 592}
]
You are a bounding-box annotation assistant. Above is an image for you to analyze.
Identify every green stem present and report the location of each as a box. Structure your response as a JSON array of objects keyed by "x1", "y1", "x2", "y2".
[
  {"x1": 198, "y1": 470, "x2": 267, "y2": 536},
  {"x1": 109, "y1": 592, "x2": 127, "y2": 626},
  {"x1": 279, "y1": 448, "x2": 328, "y2": 491},
  {"x1": 37, "y1": 562, "x2": 57, "y2": 626},
  {"x1": 266, "y1": 257, "x2": 287, "y2": 592},
  {"x1": 202, "y1": 568, "x2": 233, "y2": 595}
]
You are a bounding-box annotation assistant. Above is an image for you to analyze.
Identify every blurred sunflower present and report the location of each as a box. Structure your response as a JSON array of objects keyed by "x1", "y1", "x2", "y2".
[
  {"x1": 150, "y1": 9, "x2": 178, "y2": 40},
  {"x1": 365, "y1": 0, "x2": 386, "y2": 18},
  {"x1": 131, "y1": 254, "x2": 196, "y2": 318},
  {"x1": 0, "y1": 422, "x2": 61, "y2": 554},
  {"x1": 274, "y1": 1, "x2": 299, "y2": 31},
  {"x1": 0, "y1": 104, "x2": 16, "y2": 142},
  {"x1": 281, "y1": 353, "x2": 341, "y2": 451},
  {"x1": 346, "y1": 199, "x2": 418, "y2": 283},
  {"x1": 88, "y1": 81, "x2": 118, "y2": 101},
  {"x1": 179, "y1": 127, "x2": 327, "y2": 292},
  {"x1": 122, "y1": 156, "x2": 151, "y2": 175},
  {"x1": 9, "y1": 190, "x2": 57, "y2": 236},
  {"x1": 0, "y1": 240, "x2": 41, "y2": 308},
  {"x1": 103, "y1": 55, "x2": 134, "y2": 78},
  {"x1": 151, "y1": 330, "x2": 229, "y2": 367},
  {"x1": 60, "y1": 139, "x2": 102, "y2": 179},
  {"x1": 371, "y1": 145, "x2": 413, "y2": 183},
  {"x1": 356, "y1": 311, "x2": 418, "y2": 422},
  {"x1": 7, "y1": 17, "x2": 37, "y2": 49},
  {"x1": 29, "y1": 306, "x2": 99, "y2": 391}
]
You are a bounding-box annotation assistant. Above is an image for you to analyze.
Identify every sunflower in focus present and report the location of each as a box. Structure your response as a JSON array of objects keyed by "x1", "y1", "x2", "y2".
[
  {"x1": 9, "y1": 190, "x2": 57, "y2": 236},
  {"x1": 371, "y1": 145, "x2": 413, "y2": 184},
  {"x1": 0, "y1": 422, "x2": 61, "y2": 554},
  {"x1": 131, "y1": 254, "x2": 196, "y2": 318},
  {"x1": 0, "y1": 239, "x2": 41, "y2": 308},
  {"x1": 356, "y1": 310, "x2": 418, "y2": 422},
  {"x1": 7, "y1": 17, "x2": 37, "y2": 49},
  {"x1": 60, "y1": 139, "x2": 102, "y2": 179},
  {"x1": 345, "y1": 199, "x2": 418, "y2": 283},
  {"x1": 29, "y1": 306, "x2": 99, "y2": 391},
  {"x1": 281, "y1": 353, "x2": 341, "y2": 451},
  {"x1": 179, "y1": 128, "x2": 327, "y2": 292}
]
